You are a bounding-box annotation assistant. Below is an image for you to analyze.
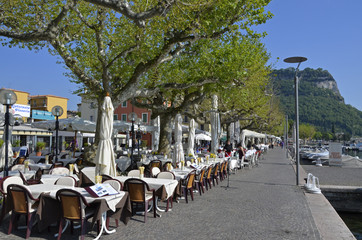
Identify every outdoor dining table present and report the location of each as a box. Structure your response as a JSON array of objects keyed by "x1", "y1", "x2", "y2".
[
  {"x1": 28, "y1": 156, "x2": 46, "y2": 163},
  {"x1": 40, "y1": 174, "x2": 80, "y2": 185},
  {"x1": 28, "y1": 163, "x2": 52, "y2": 171},
  {"x1": 24, "y1": 183, "x2": 131, "y2": 240},
  {"x1": 0, "y1": 170, "x2": 36, "y2": 179},
  {"x1": 114, "y1": 176, "x2": 179, "y2": 214},
  {"x1": 57, "y1": 157, "x2": 77, "y2": 166}
]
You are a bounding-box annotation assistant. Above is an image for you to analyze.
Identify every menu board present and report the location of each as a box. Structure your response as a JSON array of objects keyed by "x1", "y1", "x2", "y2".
[
  {"x1": 85, "y1": 183, "x2": 118, "y2": 197},
  {"x1": 329, "y1": 142, "x2": 342, "y2": 166}
]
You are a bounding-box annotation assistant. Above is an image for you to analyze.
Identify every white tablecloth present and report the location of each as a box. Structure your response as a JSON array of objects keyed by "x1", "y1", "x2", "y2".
[
  {"x1": 40, "y1": 174, "x2": 80, "y2": 185},
  {"x1": 0, "y1": 170, "x2": 36, "y2": 180},
  {"x1": 25, "y1": 184, "x2": 124, "y2": 212},
  {"x1": 115, "y1": 176, "x2": 178, "y2": 199},
  {"x1": 28, "y1": 163, "x2": 52, "y2": 171}
]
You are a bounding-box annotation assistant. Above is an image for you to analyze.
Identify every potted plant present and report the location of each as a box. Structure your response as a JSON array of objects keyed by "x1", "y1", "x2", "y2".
[{"x1": 36, "y1": 142, "x2": 46, "y2": 156}]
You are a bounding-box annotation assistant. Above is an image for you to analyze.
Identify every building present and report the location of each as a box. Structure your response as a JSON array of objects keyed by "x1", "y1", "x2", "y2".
[
  {"x1": 80, "y1": 97, "x2": 153, "y2": 149},
  {"x1": 29, "y1": 94, "x2": 68, "y2": 120}
]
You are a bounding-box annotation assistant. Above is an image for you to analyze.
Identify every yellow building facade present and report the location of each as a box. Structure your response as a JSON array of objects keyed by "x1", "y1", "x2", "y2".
[{"x1": 30, "y1": 95, "x2": 68, "y2": 119}]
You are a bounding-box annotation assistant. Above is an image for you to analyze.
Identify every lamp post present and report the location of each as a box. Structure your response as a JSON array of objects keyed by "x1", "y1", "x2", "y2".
[
  {"x1": 284, "y1": 56, "x2": 307, "y2": 186},
  {"x1": 0, "y1": 89, "x2": 17, "y2": 177},
  {"x1": 135, "y1": 118, "x2": 142, "y2": 158},
  {"x1": 128, "y1": 112, "x2": 137, "y2": 168},
  {"x1": 51, "y1": 106, "x2": 63, "y2": 162},
  {"x1": 285, "y1": 115, "x2": 288, "y2": 158}
]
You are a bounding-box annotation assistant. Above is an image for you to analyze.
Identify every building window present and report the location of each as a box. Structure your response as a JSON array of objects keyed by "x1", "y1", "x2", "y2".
[
  {"x1": 121, "y1": 114, "x2": 127, "y2": 121},
  {"x1": 90, "y1": 115, "x2": 94, "y2": 122},
  {"x1": 142, "y1": 113, "x2": 148, "y2": 123},
  {"x1": 114, "y1": 114, "x2": 118, "y2": 120},
  {"x1": 184, "y1": 115, "x2": 188, "y2": 123},
  {"x1": 122, "y1": 101, "x2": 127, "y2": 107},
  {"x1": 200, "y1": 124, "x2": 204, "y2": 131}
]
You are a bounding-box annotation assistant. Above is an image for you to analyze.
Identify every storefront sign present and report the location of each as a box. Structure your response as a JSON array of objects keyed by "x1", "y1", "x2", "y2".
[
  {"x1": 12, "y1": 104, "x2": 31, "y2": 117},
  {"x1": 32, "y1": 110, "x2": 55, "y2": 120}
]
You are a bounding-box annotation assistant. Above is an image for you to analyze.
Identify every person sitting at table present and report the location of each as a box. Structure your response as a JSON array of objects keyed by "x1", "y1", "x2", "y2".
[
  {"x1": 223, "y1": 140, "x2": 233, "y2": 158},
  {"x1": 237, "y1": 143, "x2": 245, "y2": 159}
]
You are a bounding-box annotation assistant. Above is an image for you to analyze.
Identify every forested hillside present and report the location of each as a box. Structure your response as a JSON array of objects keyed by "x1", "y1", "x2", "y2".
[{"x1": 271, "y1": 68, "x2": 362, "y2": 137}]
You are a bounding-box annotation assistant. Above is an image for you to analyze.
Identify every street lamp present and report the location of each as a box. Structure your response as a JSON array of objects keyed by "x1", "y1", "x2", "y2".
[
  {"x1": 128, "y1": 112, "x2": 137, "y2": 168},
  {"x1": 284, "y1": 56, "x2": 307, "y2": 186},
  {"x1": 0, "y1": 89, "x2": 17, "y2": 177},
  {"x1": 285, "y1": 115, "x2": 288, "y2": 158},
  {"x1": 51, "y1": 105, "x2": 63, "y2": 162},
  {"x1": 135, "y1": 118, "x2": 143, "y2": 158}
]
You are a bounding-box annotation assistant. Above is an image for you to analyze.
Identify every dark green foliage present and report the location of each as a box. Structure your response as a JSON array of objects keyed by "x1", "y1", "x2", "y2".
[{"x1": 272, "y1": 68, "x2": 362, "y2": 137}]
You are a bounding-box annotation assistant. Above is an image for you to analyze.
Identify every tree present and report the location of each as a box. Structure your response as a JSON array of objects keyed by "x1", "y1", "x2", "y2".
[
  {"x1": 1, "y1": 0, "x2": 273, "y2": 144},
  {"x1": 299, "y1": 123, "x2": 316, "y2": 144}
]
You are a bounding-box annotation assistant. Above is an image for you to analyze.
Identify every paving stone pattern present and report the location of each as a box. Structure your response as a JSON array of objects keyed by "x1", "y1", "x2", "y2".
[{"x1": 0, "y1": 148, "x2": 321, "y2": 239}]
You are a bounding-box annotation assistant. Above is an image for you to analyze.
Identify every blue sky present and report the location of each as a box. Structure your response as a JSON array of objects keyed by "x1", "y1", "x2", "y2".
[
  {"x1": 255, "y1": 0, "x2": 362, "y2": 111},
  {"x1": 0, "y1": 0, "x2": 361, "y2": 111}
]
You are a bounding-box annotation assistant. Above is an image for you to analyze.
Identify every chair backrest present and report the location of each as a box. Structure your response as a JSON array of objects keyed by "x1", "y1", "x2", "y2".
[
  {"x1": 124, "y1": 178, "x2": 150, "y2": 203},
  {"x1": 103, "y1": 179, "x2": 122, "y2": 191},
  {"x1": 7, "y1": 184, "x2": 37, "y2": 214},
  {"x1": 151, "y1": 167, "x2": 161, "y2": 177},
  {"x1": 213, "y1": 163, "x2": 219, "y2": 175},
  {"x1": 198, "y1": 167, "x2": 206, "y2": 182},
  {"x1": 205, "y1": 165, "x2": 213, "y2": 179},
  {"x1": 224, "y1": 160, "x2": 229, "y2": 171},
  {"x1": 55, "y1": 176, "x2": 77, "y2": 187},
  {"x1": 162, "y1": 161, "x2": 173, "y2": 171},
  {"x1": 220, "y1": 161, "x2": 226, "y2": 172},
  {"x1": 150, "y1": 160, "x2": 162, "y2": 169},
  {"x1": 73, "y1": 163, "x2": 80, "y2": 174},
  {"x1": 156, "y1": 171, "x2": 175, "y2": 180},
  {"x1": 127, "y1": 169, "x2": 140, "y2": 177},
  {"x1": 56, "y1": 189, "x2": 88, "y2": 220},
  {"x1": 1, "y1": 176, "x2": 24, "y2": 194},
  {"x1": 101, "y1": 174, "x2": 113, "y2": 182},
  {"x1": 10, "y1": 164, "x2": 26, "y2": 172},
  {"x1": 186, "y1": 171, "x2": 196, "y2": 189},
  {"x1": 50, "y1": 167, "x2": 70, "y2": 175}
]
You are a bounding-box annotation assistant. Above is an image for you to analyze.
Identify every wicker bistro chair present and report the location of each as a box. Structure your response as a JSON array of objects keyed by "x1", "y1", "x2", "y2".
[
  {"x1": 0, "y1": 176, "x2": 24, "y2": 225},
  {"x1": 123, "y1": 178, "x2": 156, "y2": 223},
  {"x1": 223, "y1": 160, "x2": 229, "y2": 178},
  {"x1": 19, "y1": 170, "x2": 42, "y2": 185},
  {"x1": 156, "y1": 171, "x2": 176, "y2": 212},
  {"x1": 56, "y1": 189, "x2": 97, "y2": 240},
  {"x1": 50, "y1": 167, "x2": 70, "y2": 175},
  {"x1": 218, "y1": 161, "x2": 226, "y2": 181},
  {"x1": 150, "y1": 167, "x2": 161, "y2": 178},
  {"x1": 103, "y1": 179, "x2": 123, "y2": 228},
  {"x1": 211, "y1": 163, "x2": 220, "y2": 186},
  {"x1": 195, "y1": 167, "x2": 206, "y2": 196},
  {"x1": 7, "y1": 184, "x2": 39, "y2": 239},
  {"x1": 182, "y1": 170, "x2": 196, "y2": 203},
  {"x1": 128, "y1": 169, "x2": 140, "y2": 177},
  {"x1": 149, "y1": 160, "x2": 162, "y2": 169},
  {"x1": 54, "y1": 176, "x2": 77, "y2": 187},
  {"x1": 204, "y1": 165, "x2": 213, "y2": 190}
]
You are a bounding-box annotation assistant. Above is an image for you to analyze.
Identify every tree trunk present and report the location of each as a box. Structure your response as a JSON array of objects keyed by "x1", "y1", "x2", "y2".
[
  {"x1": 158, "y1": 114, "x2": 173, "y2": 155},
  {"x1": 95, "y1": 97, "x2": 104, "y2": 146}
]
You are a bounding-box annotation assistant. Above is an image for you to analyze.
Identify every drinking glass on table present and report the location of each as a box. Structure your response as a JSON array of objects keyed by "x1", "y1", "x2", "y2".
[{"x1": 95, "y1": 175, "x2": 102, "y2": 184}]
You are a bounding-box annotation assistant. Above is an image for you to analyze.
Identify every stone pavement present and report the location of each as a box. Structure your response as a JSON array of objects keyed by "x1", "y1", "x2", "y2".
[{"x1": 0, "y1": 148, "x2": 322, "y2": 239}]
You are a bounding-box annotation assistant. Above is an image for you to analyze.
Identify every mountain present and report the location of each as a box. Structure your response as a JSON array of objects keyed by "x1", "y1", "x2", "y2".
[{"x1": 271, "y1": 67, "x2": 362, "y2": 137}]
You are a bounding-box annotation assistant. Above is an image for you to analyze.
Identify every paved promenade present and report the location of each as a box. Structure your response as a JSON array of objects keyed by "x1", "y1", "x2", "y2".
[{"x1": 0, "y1": 148, "x2": 322, "y2": 239}]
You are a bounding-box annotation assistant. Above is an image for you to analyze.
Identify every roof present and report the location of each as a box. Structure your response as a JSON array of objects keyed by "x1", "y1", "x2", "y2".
[{"x1": 29, "y1": 95, "x2": 69, "y2": 100}]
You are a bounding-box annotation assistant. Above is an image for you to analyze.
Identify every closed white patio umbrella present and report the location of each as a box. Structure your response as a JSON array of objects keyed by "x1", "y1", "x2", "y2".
[
  {"x1": 173, "y1": 114, "x2": 184, "y2": 165},
  {"x1": 94, "y1": 95, "x2": 117, "y2": 177}
]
